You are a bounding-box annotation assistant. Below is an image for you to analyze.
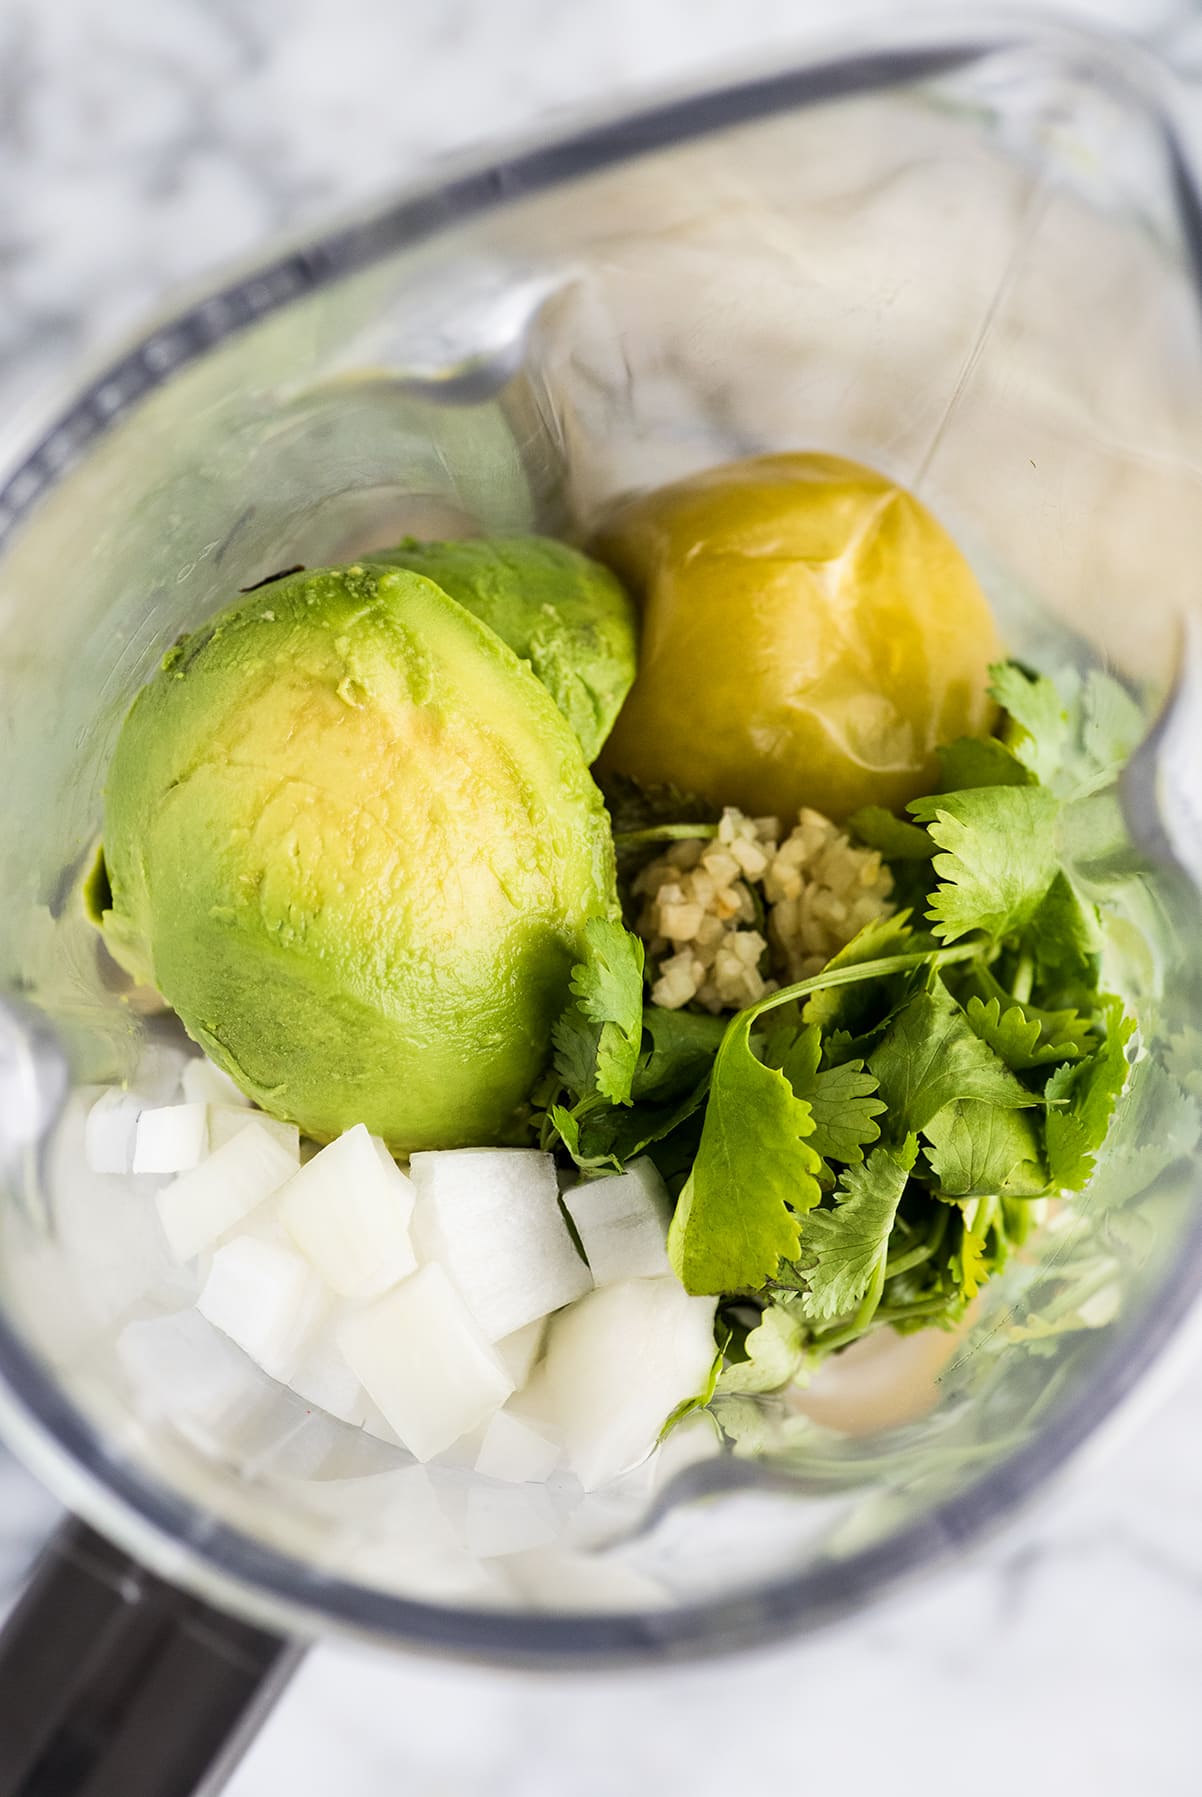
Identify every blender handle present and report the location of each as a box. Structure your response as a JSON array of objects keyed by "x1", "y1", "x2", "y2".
[{"x1": 0, "y1": 1516, "x2": 302, "y2": 1797}]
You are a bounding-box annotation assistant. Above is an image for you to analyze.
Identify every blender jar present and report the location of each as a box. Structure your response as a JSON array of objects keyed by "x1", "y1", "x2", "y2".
[{"x1": 3, "y1": 16, "x2": 1202, "y2": 1792}]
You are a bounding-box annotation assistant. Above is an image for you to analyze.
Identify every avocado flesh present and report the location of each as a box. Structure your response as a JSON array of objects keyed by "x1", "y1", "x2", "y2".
[
  {"x1": 99, "y1": 562, "x2": 620, "y2": 1150},
  {"x1": 372, "y1": 535, "x2": 637, "y2": 763}
]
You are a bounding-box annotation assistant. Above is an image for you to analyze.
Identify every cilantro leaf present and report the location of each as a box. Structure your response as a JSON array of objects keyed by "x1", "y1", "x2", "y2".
[
  {"x1": 554, "y1": 919, "x2": 645, "y2": 1105},
  {"x1": 1083, "y1": 1054, "x2": 1201, "y2": 1211},
  {"x1": 1079, "y1": 670, "x2": 1146, "y2": 793},
  {"x1": 574, "y1": 1077, "x2": 709, "y2": 1171},
  {"x1": 1044, "y1": 999, "x2": 1136, "y2": 1189},
  {"x1": 937, "y1": 736, "x2": 1035, "y2": 792},
  {"x1": 964, "y1": 994, "x2": 1090, "y2": 1070},
  {"x1": 762, "y1": 1021, "x2": 885, "y2": 1164},
  {"x1": 801, "y1": 910, "x2": 919, "y2": 1033},
  {"x1": 632, "y1": 1006, "x2": 726, "y2": 1103},
  {"x1": 992, "y1": 661, "x2": 1145, "y2": 800},
  {"x1": 953, "y1": 1213, "x2": 989, "y2": 1299},
  {"x1": 1020, "y1": 869, "x2": 1101, "y2": 981},
  {"x1": 990, "y1": 661, "x2": 1071, "y2": 784},
  {"x1": 868, "y1": 983, "x2": 1039, "y2": 1132},
  {"x1": 717, "y1": 1301, "x2": 807, "y2": 1394},
  {"x1": 550, "y1": 1010, "x2": 603, "y2": 1099},
  {"x1": 908, "y1": 784, "x2": 1060, "y2": 943},
  {"x1": 923, "y1": 1099, "x2": 1048, "y2": 1198},
  {"x1": 548, "y1": 1105, "x2": 619, "y2": 1175},
  {"x1": 795, "y1": 1136, "x2": 919, "y2": 1322},
  {"x1": 668, "y1": 1010, "x2": 823, "y2": 1295},
  {"x1": 847, "y1": 806, "x2": 934, "y2": 860}
]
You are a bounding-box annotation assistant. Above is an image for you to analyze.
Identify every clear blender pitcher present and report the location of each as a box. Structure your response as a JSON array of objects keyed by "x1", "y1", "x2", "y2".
[{"x1": 4, "y1": 17, "x2": 1202, "y2": 1794}]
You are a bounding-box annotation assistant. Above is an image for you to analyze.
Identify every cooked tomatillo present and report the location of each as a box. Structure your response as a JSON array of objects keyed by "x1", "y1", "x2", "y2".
[
  {"x1": 98, "y1": 564, "x2": 620, "y2": 1150},
  {"x1": 596, "y1": 451, "x2": 1002, "y2": 821},
  {"x1": 371, "y1": 535, "x2": 637, "y2": 763}
]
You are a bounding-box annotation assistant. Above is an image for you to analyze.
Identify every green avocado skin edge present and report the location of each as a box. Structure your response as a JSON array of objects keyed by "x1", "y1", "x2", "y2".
[
  {"x1": 370, "y1": 535, "x2": 638, "y2": 765},
  {"x1": 98, "y1": 562, "x2": 621, "y2": 1152}
]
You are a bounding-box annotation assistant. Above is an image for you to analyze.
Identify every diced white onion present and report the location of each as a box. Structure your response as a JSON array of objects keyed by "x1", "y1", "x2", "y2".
[
  {"x1": 208, "y1": 1106, "x2": 300, "y2": 1161},
  {"x1": 132, "y1": 1102, "x2": 209, "y2": 1174},
  {"x1": 337, "y1": 1263, "x2": 513, "y2": 1461},
  {"x1": 540, "y1": 1277, "x2": 718, "y2": 1490},
  {"x1": 495, "y1": 1317, "x2": 547, "y2": 1388},
  {"x1": 287, "y1": 1319, "x2": 370, "y2": 1427},
  {"x1": 84, "y1": 1089, "x2": 144, "y2": 1174},
  {"x1": 408, "y1": 1148, "x2": 592, "y2": 1340},
  {"x1": 198, "y1": 1235, "x2": 327, "y2": 1381},
  {"x1": 117, "y1": 1308, "x2": 276, "y2": 1428},
  {"x1": 181, "y1": 1057, "x2": 252, "y2": 1110},
  {"x1": 156, "y1": 1121, "x2": 298, "y2": 1262},
  {"x1": 278, "y1": 1125, "x2": 416, "y2": 1298},
  {"x1": 474, "y1": 1408, "x2": 561, "y2": 1484},
  {"x1": 562, "y1": 1159, "x2": 673, "y2": 1284}
]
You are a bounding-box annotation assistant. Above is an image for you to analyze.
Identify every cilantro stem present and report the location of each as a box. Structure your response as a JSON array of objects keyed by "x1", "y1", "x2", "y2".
[
  {"x1": 1011, "y1": 952, "x2": 1035, "y2": 1005},
  {"x1": 613, "y1": 823, "x2": 721, "y2": 847},
  {"x1": 734, "y1": 939, "x2": 988, "y2": 1038},
  {"x1": 885, "y1": 1204, "x2": 949, "y2": 1277},
  {"x1": 884, "y1": 1241, "x2": 937, "y2": 1278},
  {"x1": 876, "y1": 1297, "x2": 959, "y2": 1323}
]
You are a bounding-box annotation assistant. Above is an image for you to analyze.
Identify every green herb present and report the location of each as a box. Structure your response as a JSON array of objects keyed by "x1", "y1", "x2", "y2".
[
  {"x1": 922, "y1": 1099, "x2": 1047, "y2": 1198},
  {"x1": 963, "y1": 993, "x2": 1090, "y2": 1070},
  {"x1": 990, "y1": 661, "x2": 1071, "y2": 784},
  {"x1": 847, "y1": 806, "x2": 934, "y2": 860},
  {"x1": 552, "y1": 918, "x2": 645, "y2": 1106},
  {"x1": 762, "y1": 1021, "x2": 885, "y2": 1164},
  {"x1": 541, "y1": 659, "x2": 1158, "y2": 1385},
  {"x1": 667, "y1": 940, "x2": 986, "y2": 1295},
  {"x1": 936, "y1": 735, "x2": 1035, "y2": 792},
  {"x1": 717, "y1": 1301, "x2": 808, "y2": 1394},
  {"x1": 867, "y1": 984, "x2": 1038, "y2": 1133},
  {"x1": 794, "y1": 1137, "x2": 919, "y2": 1324},
  {"x1": 1044, "y1": 999, "x2": 1136, "y2": 1190},
  {"x1": 632, "y1": 1008, "x2": 728, "y2": 1103},
  {"x1": 908, "y1": 784, "x2": 1061, "y2": 943},
  {"x1": 668, "y1": 1008, "x2": 823, "y2": 1295}
]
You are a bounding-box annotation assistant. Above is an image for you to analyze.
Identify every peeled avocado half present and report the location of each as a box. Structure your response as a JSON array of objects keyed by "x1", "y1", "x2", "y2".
[
  {"x1": 98, "y1": 564, "x2": 620, "y2": 1151},
  {"x1": 371, "y1": 535, "x2": 637, "y2": 763}
]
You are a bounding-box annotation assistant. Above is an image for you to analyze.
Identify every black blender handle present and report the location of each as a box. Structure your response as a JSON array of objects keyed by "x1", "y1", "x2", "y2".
[{"x1": 0, "y1": 1516, "x2": 302, "y2": 1797}]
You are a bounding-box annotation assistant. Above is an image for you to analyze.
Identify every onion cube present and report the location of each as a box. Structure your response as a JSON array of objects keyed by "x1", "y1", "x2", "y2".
[
  {"x1": 562, "y1": 1159, "x2": 673, "y2": 1284},
  {"x1": 278, "y1": 1125, "x2": 416, "y2": 1298},
  {"x1": 133, "y1": 1102, "x2": 209, "y2": 1174},
  {"x1": 181, "y1": 1058, "x2": 252, "y2": 1110},
  {"x1": 84, "y1": 1089, "x2": 144, "y2": 1174},
  {"x1": 408, "y1": 1148, "x2": 592, "y2": 1340},
  {"x1": 198, "y1": 1235, "x2": 327, "y2": 1381},
  {"x1": 117, "y1": 1309, "x2": 274, "y2": 1428},
  {"x1": 288, "y1": 1320, "x2": 370, "y2": 1427},
  {"x1": 541, "y1": 1278, "x2": 718, "y2": 1490},
  {"x1": 337, "y1": 1263, "x2": 513, "y2": 1461},
  {"x1": 495, "y1": 1318, "x2": 547, "y2": 1388},
  {"x1": 474, "y1": 1409, "x2": 560, "y2": 1484},
  {"x1": 208, "y1": 1106, "x2": 300, "y2": 1161},
  {"x1": 156, "y1": 1121, "x2": 298, "y2": 1262}
]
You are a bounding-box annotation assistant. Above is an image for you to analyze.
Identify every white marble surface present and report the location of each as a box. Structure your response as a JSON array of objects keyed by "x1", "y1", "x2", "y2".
[{"x1": 5, "y1": 0, "x2": 1202, "y2": 1791}]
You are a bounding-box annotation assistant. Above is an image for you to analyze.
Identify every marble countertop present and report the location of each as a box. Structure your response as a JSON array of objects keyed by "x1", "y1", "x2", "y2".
[{"x1": 5, "y1": 1, "x2": 1202, "y2": 1791}]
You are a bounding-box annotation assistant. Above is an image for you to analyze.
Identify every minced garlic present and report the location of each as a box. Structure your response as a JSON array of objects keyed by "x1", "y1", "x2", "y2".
[{"x1": 634, "y1": 806, "x2": 894, "y2": 1012}]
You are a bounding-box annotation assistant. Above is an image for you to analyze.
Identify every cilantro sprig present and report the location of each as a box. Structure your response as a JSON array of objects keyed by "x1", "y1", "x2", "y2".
[{"x1": 537, "y1": 661, "x2": 1195, "y2": 1391}]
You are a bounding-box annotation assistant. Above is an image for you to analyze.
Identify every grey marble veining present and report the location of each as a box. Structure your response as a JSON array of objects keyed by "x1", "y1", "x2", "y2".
[{"x1": 4, "y1": 1, "x2": 1202, "y2": 1792}]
